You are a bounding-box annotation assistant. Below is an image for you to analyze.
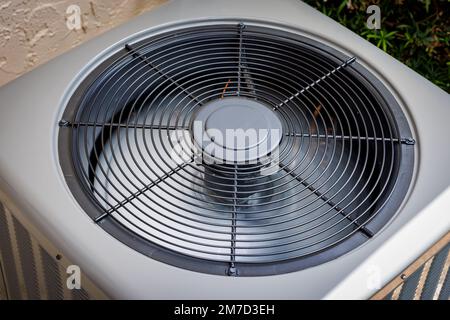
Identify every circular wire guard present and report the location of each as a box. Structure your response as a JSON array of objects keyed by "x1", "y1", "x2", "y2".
[{"x1": 58, "y1": 22, "x2": 414, "y2": 276}]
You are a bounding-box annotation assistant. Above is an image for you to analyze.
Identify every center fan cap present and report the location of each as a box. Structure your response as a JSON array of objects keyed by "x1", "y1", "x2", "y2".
[{"x1": 192, "y1": 97, "x2": 283, "y2": 164}]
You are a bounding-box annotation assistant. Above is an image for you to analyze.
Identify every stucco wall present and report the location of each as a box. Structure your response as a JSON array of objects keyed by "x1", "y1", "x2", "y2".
[{"x1": 0, "y1": 0, "x2": 167, "y2": 87}]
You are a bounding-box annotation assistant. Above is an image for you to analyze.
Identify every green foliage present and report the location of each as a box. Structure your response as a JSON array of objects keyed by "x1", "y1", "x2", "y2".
[{"x1": 303, "y1": 0, "x2": 449, "y2": 92}]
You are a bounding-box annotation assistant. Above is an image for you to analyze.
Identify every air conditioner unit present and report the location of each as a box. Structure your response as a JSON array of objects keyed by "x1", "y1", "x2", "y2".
[{"x1": 0, "y1": 0, "x2": 448, "y2": 299}]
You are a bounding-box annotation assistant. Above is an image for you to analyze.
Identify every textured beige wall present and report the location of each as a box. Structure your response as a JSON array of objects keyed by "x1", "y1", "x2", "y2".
[{"x1": 0, "y1": 0, "x2": 167, "y2": 87}]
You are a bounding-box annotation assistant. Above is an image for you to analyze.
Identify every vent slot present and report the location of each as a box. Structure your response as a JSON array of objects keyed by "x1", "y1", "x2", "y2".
[
  {"x1": 0, "y1": 202, "x2": 21, "y2": 299},
  {"x1": 72, "y1": 287, "x2": 90, "y2": 300},
  {"x1": 13, "y1": 216, "x2": 40, "y2": 299},
  {"x1": 0, "y1": 200, "x2": 104, "y2": 299},
  {"x1": 0, "y1": 259, "x2": 7, "y2": 299},
  {"x1": 39, "y1": 247, "x2": 64, "y2": 300}
]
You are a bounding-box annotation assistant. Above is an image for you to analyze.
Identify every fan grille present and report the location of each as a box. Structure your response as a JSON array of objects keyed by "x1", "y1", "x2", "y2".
[{"x1": 58, "y1": 22, "x2": 414, "y2": 276}]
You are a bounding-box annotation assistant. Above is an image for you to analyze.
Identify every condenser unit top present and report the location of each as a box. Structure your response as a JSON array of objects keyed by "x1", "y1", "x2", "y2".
[{"x1": 0, "y1": 0, "x2": 449, "y2": 299}]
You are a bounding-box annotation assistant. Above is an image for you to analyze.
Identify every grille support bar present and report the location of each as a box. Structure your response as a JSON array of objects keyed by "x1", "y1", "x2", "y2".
[
  {"x1": 59, "y1": 120, "x2": 189, "y2": 131},
  {"x1": 237, "y1": 22, "x2": 245, "y2": 96},
  {"x1": 94, "y1": 160, "x2": 193, "y2": 222},
  {"x1": 279, "y1": 163, "x2": 374, "y2": 238},
  {"x1": 274, "y1": 56, "x2": 356, "y2": 110},
  {"x1": 228, "y1": 166, "x2": 238, "y2": 276},
  {"x1": 286, "y1": 132, "x2": 415, "y2": 145},
  {"x1": 124, "y1": 43, "x2": 203, "y2": 106}
]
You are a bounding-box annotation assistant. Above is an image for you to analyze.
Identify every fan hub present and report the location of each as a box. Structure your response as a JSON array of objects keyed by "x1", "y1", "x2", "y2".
[{"x1": 192, "y1": 97, "x2": 283, "y2": 164}]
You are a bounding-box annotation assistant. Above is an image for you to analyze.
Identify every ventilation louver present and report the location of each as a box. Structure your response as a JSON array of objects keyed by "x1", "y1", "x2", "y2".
[{"x1": 58, "y1": 22, "x2": 414, "y2": 276}]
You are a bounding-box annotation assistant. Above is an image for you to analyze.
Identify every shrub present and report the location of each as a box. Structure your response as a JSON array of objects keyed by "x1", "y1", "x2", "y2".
[{"x1": 303, "y1": 0, "x2": 449, "y2": 92}]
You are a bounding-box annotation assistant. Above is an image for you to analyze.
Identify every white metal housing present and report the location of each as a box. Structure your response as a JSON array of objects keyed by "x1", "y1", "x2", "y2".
[{"x1": 0, "y1": 0, "x2": 449, "y2": 299}]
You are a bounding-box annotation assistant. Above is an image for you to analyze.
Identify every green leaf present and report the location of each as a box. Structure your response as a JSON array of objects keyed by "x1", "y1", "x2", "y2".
[
  {"x1": 386, "y1": 31, "x2": 398, "y2": 38},
  {"x1": 424, "y1": 0, "x2": 431, "y2": 13},
  {"x1": 337, "y1": 0, "x2": 347, "y2": 15},
  {"x1": 301, "y1": 0, "x2": 449, "y2": 92}
]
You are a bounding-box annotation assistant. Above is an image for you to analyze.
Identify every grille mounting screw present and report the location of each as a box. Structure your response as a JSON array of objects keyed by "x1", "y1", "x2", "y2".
[
  {"x1": 228, "y1": 266, "x2": 238, "y2": 276},
  {"x1": 404, "y1": 138, "x2": 415, "y2": 145},
  {"x1": 58, "y1": 120, "x2": 71, "y2": 127}
]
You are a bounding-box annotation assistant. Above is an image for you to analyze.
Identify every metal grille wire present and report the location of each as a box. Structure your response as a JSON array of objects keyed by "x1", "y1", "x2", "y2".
[{"x1": 59, "y1": 23, "x2": 414, "y2": 276}]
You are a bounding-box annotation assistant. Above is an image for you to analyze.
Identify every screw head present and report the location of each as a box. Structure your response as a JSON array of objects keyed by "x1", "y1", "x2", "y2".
[
  {"x1": 228, "y1": 266, "x2": 238, "y2": 276},
  {"x1": 400, "y1": 274, "x2": 407, "y2": 280},
  {"x1": 58, "y1": 120, "x2": 70, "y2": 127}
]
